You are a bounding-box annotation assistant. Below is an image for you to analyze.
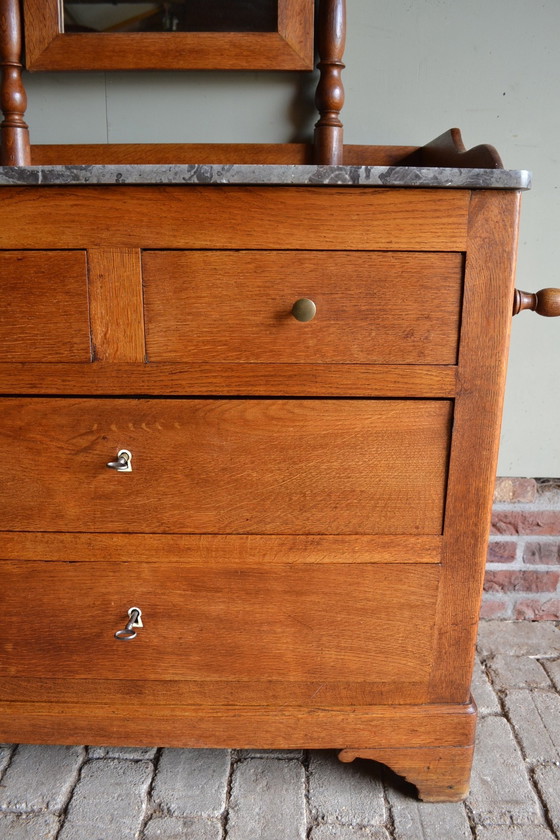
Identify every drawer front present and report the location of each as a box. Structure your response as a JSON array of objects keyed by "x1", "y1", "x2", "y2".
[
  {"x1": 143, "y1": 251, "x2": 462, "y2": 364},
  {"x1": 0, "y1": 560, "x2": 440, "y2": 699},
  {"x1": 0, "y1": 398, "x2": 451, "y2": 535},
  {"x1": 0, "y1": 251, "x2": 90, "y2": 362}
]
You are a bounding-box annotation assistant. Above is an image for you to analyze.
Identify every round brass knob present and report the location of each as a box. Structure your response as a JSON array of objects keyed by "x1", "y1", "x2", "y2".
[{"x1": 291, "y1": 298, "x2": 317, "y2": 322}]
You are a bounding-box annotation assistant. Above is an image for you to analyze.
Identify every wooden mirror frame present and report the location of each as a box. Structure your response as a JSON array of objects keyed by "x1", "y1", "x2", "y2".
[{"x1": 23, "y1": 0, "x2": 314, "y2": 71}]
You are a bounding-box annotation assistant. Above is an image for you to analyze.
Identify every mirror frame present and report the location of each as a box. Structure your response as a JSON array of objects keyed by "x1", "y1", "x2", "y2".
[{"x1": 23, "y1": 0, "x2": 314, "y2": 71}]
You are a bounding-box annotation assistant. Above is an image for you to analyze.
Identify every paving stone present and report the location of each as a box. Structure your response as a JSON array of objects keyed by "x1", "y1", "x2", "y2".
[
  {"x1": 0, "y1": 746, "x2": 13, "y2": 780},
  {"x1": 0, "y1": 812, "x2": 60, "y2": 840},
  {"x1": 475, "y1": 827, "x2": 557, "y2": 840},
  {"x1": 488, "y1": 655, "x2": 551, "y2": 691},
  {"x1": 310, "y1": 826, "x2": 391, "y2": 840},
  {"x1": 504, "y1": 690, "x2": 560, "y2": 761},
  {"x1": 533, "y1": 763, "x2": 560, "y2": 838},
  {"x1": 386, "y1": 785, "x2": 471, "y2": 840},
  {"x1": 152, "y1": 749, "x2": 230, "y2": 818},
  {"x1": 471, "y1": 658, "x2": 501, "y2": 715},
  {"x1": 238, "y1": 749, "x2": 304, "y2": 760},
  {"x1": 142, "y1": 815, "x2": 222, "y2": 840},
  {"x1": 542, "y1": 657, "x2": 560, "y2": 691},
  {"x1": 88, "y1": 746, "x2": 157, "y2": 760},
  {"x1": 477, "y1": 621, "x2": 560, "y2": 657},
  {"x1": 58, "y1": 758, "x2": 153, "y2": 840},
  {"x1": 227, "y1": 757, "x2": 305, "y2": 840},
  {"x1": 0, "y1": 744, "x2": 85, "y2": 814},
  {"x1": 467, "y1": 716, "x2": 542, "y2": 827},
  {"x1": 308, "y1": 751, "x2": 385, "y2": 826}
]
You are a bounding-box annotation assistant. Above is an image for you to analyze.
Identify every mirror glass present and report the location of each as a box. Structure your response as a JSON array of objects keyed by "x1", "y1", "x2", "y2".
[{"x1": 62, "y1": 1, "x2": 279, "y2": 33}]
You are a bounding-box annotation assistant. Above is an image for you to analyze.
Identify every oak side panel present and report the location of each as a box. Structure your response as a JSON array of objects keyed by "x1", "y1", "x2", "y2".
[
  {"x1": 0, "y1": 187, "x2": 470, "y2": 251},
  {"x1": 428, "y1": 190, "x2": 521, "y2": 702},
  {"x1": 0, "y1": 250, "x2": 91, "y2": 361},
  {"x1": 0, "y1": 362, "x2": 458, "y2": 397},
  {"x1": 88, "y1": 249, "x2": 145, "y2": 362},
  {"x1": 0, "y1": 533, "x2": 442, "y2": 565},
  {"x1": 0, "y1": 700, "x2": 476, "y2": 750},
  {"x1": 143, "y1": 251, "x2": 462, "y2": 365},
  {"x1": 0, "y1": 398, "x2": 452, "y2": 535}
]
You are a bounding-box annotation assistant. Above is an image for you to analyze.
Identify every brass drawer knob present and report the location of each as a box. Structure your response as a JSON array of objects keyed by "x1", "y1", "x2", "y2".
[
  {"x1": 291, "y1": 298, "x2": 317, "y2": 322},
  {"x1": 106, "y1": 449, "x2": 132, "y2": 472},
  {"x1": 115, "y1": 607, "x2": 143, "y2": 641}
]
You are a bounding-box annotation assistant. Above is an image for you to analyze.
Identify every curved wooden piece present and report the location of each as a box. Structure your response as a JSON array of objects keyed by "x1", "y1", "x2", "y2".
[
  {"x1": 338, "y1": 745, "x2": 474, "y2": 803},
  {"x1": 401, "y1": 128, "x2": 503, "y2": 170},
  {"x1": 0, "y1": 0, "x2": 30, "y2": 165},
  {"x1": 513, "y1": 288, "x2": 560, "y2": 317},
  {"x1": 314, "y1": 0, "x2": 346, "y2": 165}
]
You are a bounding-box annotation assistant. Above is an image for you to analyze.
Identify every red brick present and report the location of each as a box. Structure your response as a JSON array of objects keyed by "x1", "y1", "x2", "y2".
[
  {"x1": 514, "y1": 599, "x2": 560, "y2": 621},
  {"x1": 523, "y1": 542, "x2": 560, "y2": 565},
  {"x1": 487, "y1": 541, "x2": 517, "y2": 563},
  {"x1": 493, "y1": 478, "x2": 538, "y2": 503},
  {"x1": 491, "y1": 511, "x2": 560, "y2": 536},
  {"x1": 484, "y1": 570, "x2": 560, "y2": 593},
  {"x1": 479, "y1": 599, "x2": 509, "y2": 619}
]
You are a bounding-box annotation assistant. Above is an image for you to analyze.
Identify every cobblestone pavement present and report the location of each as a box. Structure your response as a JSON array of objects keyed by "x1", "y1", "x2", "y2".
[{"x1": 1, "y1": 621, "x2": 559, "y2": 839}]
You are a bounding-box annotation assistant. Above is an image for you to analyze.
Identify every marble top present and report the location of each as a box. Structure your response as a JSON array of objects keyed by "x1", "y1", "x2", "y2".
[{"x1": 0, "y1": 163, "x2": 532, "y2": 189}]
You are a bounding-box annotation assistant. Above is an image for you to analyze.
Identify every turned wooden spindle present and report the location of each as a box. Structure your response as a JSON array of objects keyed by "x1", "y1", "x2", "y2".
[
  {"x1": 0, "y1": 0, "x2": 30, "y2": 165},
  {"x1": 513, "y1": 288, "x2": 560, "y2": 317},
  {"x1": 314, "y1": 0, "x2": 346, "y2": 166}
]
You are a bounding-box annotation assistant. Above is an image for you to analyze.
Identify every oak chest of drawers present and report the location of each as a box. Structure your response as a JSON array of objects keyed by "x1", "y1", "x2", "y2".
[{"x1": 0, "y1": 177, "x2": 525, "y2": 801}]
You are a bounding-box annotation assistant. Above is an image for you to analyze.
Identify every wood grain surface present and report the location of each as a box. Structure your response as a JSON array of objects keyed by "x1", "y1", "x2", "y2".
[
  {"x1": 0, "y1": 187, "x2": 470, "y2": 251},
  {"x1": 0, "y1": 560, "x2": 439, "y2": 688},
  {"x1": 0, "y1": 699, "x2": 476, "y2": 750},
  {"x1": 23, "y1": 0, "x2": 314, "y2": 70},
  {"x1": 0, "y1": 398, "x2": 452, "y2": 534},
  {"x1": 429, "y1": 190, "x2": 521, "y2": 702},
  {"x1": 339, "y1": 745, "x2": 475, "y2": 802},
  {"x1": 143, "y1": 251, "x2": 462, "y2": 365},
  {"x1": 0, "y1": 250, "x2": 90, "y2": 361},
  {"x1": 0, "y1": 362, "x2": 458, "y2": 397},
  {"x1": 29, "y1": 143, "x2": 420, "y2": 167},
  {"x1": 88, "y1": 248, "x2": 145, "y2": 362},
  {"x1": 0, "y1": 532, "x2": 443, "y2": 565}
]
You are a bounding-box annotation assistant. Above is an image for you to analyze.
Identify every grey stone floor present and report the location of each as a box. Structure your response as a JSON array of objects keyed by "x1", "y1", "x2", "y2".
[{"x1": 1, "y1": 620, "x2": 559, "y2": 840}]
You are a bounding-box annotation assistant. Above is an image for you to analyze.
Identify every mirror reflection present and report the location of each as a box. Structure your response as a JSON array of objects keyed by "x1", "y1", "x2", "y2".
[{"x1": 62, "y1": 1, "x2": 279, "y2": 33}]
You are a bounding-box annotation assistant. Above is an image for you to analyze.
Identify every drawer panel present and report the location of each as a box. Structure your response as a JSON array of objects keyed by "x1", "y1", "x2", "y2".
[
  {"x1": 143, "y1": 251, "x2": 462, "y2": 365},
  {"x1": 0, "y1": 398, "x2": 451, "y2": 535},
  {"x1": 0, "y1": 560, "x2": 440, "y2": 696},
  {"x1": 0, "y1": 251, "x2": 90, "y2": 362}
]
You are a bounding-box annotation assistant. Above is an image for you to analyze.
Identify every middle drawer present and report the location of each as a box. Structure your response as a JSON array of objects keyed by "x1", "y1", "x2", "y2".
[{"x1": 0, "y1": 398, "x2": 451, "y2": 534}]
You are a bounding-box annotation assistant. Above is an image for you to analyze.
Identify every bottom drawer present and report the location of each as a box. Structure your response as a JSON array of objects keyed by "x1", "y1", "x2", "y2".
[{"x1": 1, "y1": 560, "x2": 440, "y2": 706}]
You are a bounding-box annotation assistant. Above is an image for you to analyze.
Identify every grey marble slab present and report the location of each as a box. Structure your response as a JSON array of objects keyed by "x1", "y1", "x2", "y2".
[{"x1": 0, "y1": 163, "x2": 531, "y2": 189}]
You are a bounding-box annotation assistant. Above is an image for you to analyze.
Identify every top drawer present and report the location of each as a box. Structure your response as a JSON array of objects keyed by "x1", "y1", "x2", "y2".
[
  {"x1": 143, "y1": 251, "x2": 463, "y2": 365},
  {"x1": 0, "y1": 251, "x2": 90, "y2": 362}
]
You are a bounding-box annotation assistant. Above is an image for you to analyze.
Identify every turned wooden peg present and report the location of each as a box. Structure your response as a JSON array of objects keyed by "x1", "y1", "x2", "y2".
[
  {"x1": 513, "y1": 288, "x2": 560, "y2": 317},
  {"x1": 0, "y1": 0, "x2": 31, "y2": 166},
  {"x1": 314, "y1": 0, "x2": 346, "y2": 166}
]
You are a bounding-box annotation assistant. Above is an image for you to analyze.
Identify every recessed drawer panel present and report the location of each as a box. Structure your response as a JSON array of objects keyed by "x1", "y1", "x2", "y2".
[
  {"x1": 0, "y1": 251, "x2": 90, "y2": 362},
  {"x1": 0, "y1": 398, "x2": 451, "y2": 535},
  {"x1": 143, "y1": 251, "x2": 462, "y2": 364},
  {"x1": 0, "y1": 560, "x2": 439, "y2": 697}
]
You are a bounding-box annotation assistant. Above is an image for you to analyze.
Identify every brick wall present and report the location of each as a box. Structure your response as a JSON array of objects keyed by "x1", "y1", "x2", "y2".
[{"x1": 482, "y1": 478, "x2": 560, "y2": 620}]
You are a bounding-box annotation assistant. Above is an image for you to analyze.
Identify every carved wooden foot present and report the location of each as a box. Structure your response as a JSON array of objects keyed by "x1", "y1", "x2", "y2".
[{"x1": 338, "y1": 745, "x2": 474, "y2": 802}]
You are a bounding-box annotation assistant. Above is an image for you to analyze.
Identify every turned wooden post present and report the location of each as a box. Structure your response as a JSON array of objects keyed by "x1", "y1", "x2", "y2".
[
  {"x1": 513, "y1": 288, "x2": 560, "y2": 317},
  {"x1": 1, "y1": 0, "x2": 30, "y2": 165},
  {"x1": 314, "y1": 0, "x2": 346, "y2": 165}
]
